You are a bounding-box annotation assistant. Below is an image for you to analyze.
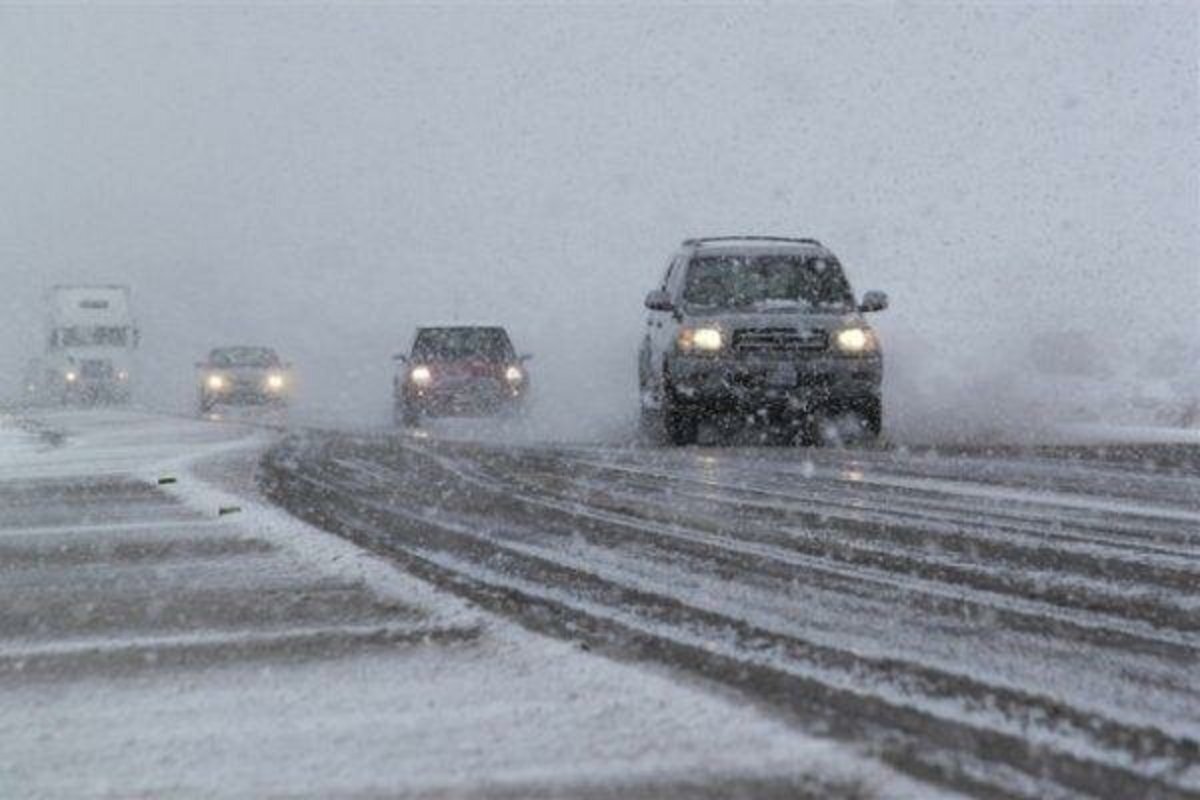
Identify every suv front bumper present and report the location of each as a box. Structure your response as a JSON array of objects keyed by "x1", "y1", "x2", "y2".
[{"x1": 666, "y1": 353, "x2": 881, "y2": 412}]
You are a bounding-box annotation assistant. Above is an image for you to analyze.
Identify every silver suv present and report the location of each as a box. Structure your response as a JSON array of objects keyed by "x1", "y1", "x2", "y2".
[{"x1": 638, "y1": 236, "x2": 888, "y2": 445}]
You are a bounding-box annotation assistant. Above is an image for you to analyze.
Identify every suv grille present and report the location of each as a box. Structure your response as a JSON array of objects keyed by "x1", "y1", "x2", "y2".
[
  {"x1": 732, "y1": 328, "x2": 827, "y2": 354},
  {"x1": 80, "y1": 360, "x2": 114, "y2": 379}
]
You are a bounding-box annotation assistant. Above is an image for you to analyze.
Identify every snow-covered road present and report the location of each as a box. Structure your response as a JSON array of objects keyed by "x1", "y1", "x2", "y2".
[
  {"x1": 263, "y1": 427, "x2": 1200, "y2": 799},
  {"x1": 0, "y1": 410, "x2": 926, "y2": 799}
]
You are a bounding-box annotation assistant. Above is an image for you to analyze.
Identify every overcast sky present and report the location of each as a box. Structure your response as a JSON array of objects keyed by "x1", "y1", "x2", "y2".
[{"x1": 1, "y1": 3, "x2": 1196, "y2": 437}]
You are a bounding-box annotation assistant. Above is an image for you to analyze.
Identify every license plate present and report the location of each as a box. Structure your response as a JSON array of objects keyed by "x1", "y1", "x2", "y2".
[{"x1": 768, "y1": 365, "x2": 797, "y2": 387}]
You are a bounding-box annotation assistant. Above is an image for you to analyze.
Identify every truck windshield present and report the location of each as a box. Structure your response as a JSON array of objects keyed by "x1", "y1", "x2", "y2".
[
  {"x1": 412, "y1": 328, "x2": 515, "y2": 362},
  {"x1": 683, "y1": 255, "x2": 855, "y2": 312},
  {"x1": 56, "y1": 327, "x2": 129, "y2": 347}
]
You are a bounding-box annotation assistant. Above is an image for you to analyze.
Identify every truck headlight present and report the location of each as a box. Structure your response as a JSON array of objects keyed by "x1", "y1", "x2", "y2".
[
  {"x1": 678, "y1": 327, "x2": 724, "y2": 354},
  {"x1": 266, "y1": 373, "x2": 285, "y2": 391},
  {"x1": 835, "y1": 327, "x2": 877, "y2": 355},
  {"x1": 206, "y1": 374, "x2": 226, "y2": 391},
  {"x1": 409, "y1": 366, "x2": 433, "y2": 387}
]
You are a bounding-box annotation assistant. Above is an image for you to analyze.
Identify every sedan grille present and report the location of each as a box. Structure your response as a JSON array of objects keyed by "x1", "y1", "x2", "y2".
[
  {"x1": 80, "y1": 360, "x2": 114, "y2": 379},
  {"x1": 732, "y1": 328, "x2": 827, "y2": 354}
]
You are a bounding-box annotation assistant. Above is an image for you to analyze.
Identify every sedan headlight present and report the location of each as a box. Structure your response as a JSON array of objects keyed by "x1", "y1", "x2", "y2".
[
  {"x1": 64, "y1": 371, "x2": 78, "y2": 383},
  {"x1": 835, "y1": 327, "x2": 877, "y2": 355},
  {"x1": 266, "y1": 373, "x2": 286, "y2": 391},
  {"x1": 677, "y1": 327, "x2": 724, "y2": 354},
  {"x1": 409, "y1": 365, "x2": 433, "y2": 387},
  {"x1": 206, "y1": 374, "x2": 227, "y2": 391},
  {"x1": 504, "y1": 366, "x2": 524, "y2": 384}
]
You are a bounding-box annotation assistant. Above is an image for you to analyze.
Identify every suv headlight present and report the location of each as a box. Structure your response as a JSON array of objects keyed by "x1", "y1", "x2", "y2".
[
  {"x1": 835, "y1": 327, "x2": 878, "y2": 355},
  {"x1": 677, "y1": 327, "x2": 724, "y2": 354}
]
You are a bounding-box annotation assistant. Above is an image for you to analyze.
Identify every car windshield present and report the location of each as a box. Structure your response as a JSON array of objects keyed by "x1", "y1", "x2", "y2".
[
  {"x1": 412, "y1": 328, "x2": 514, "y2": 362},
  {"x1": 683, "y1": 254, "x2": 855, "y2": 312},
  {"x1": 209, "y1": 347, "x2": 280, "y2": 367}
]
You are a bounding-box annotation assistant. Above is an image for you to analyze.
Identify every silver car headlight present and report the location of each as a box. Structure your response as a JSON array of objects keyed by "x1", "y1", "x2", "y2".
[{"x1": 409, "y1": 365, "x2": 433, "y2": 387}]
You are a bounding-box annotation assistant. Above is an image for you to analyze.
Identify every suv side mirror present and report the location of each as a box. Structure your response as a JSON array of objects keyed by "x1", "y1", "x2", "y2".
[
  {"x1": 392, "y1": 353, "x2": 408, "y2": 362},
  {"x1": 859, "y1": 291, "x2": 889, "y2": 313},
  {"x1": 518, "y1": 354, "x2": 533, "y2": 363},
  {"x1": 645, "y1": 290, "x2": 674, "y2": 312}
]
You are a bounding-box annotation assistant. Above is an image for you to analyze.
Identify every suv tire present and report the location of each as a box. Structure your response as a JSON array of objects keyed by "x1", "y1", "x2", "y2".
[
  {"x1": 664, "y1": 400, "x2": 699, "y2": 446},
  {"x1": 859, "y1": 396, "x2": 882, "y2": 438}
]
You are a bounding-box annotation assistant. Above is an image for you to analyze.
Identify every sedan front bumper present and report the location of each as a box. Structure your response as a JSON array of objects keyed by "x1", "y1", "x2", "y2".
[{"x1": 403, "y1": 382, "x2": 526, "y2": 417}]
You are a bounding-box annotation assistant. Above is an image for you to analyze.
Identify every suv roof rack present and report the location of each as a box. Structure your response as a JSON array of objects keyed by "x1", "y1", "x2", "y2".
[{"x1": 682, "y1": 236, "x2": 823, "y2": 248}]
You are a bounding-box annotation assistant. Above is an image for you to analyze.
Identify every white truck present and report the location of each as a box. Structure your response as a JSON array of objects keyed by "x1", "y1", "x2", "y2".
[{"x1": 27, "y1": 285, "x2": 139, "y2": 405}]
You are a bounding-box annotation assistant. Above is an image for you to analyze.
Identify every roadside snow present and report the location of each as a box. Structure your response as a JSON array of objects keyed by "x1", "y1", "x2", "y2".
[
  {"x1": 1054, "y1": 422, "x2": 1200, "y2": 445},
  {"x1": 0, "y1": 414, "x2": 42, "y2": 461}
]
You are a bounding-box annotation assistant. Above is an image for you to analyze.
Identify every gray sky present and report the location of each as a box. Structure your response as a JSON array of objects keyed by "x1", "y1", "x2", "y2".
[{"x1": 1, "y1": 3, "x2": 1196, "y2": 437}]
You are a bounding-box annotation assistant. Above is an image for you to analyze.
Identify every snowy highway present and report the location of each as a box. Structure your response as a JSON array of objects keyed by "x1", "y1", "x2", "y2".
[
  {"x1": 262, "y1": 425, "x2": 1200, "y2": 799},
  {"x1": 0, "y1": 410, "x2": 935, "y2": 799}
]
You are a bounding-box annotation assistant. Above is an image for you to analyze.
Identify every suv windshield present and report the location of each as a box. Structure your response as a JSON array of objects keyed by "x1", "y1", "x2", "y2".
[
  {"x1": 209, "y1": 347, "x2": 280, "y2": 368},
  {"x1": 683, "y1": 254, "x2": 855, "y2": 312},
  {"x1": 413, "y1": 328, "x2": 515, "y2": 362}
]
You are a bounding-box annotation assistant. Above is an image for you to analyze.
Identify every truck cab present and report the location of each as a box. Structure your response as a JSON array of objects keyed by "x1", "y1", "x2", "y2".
[{"x1": 38, "y1": 285, "x2": 139, "y2": 405}]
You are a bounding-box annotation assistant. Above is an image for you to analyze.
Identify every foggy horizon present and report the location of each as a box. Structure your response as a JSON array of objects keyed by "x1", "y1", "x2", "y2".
[{"x1": 3, "y1": 3, "x2": 1197, "y2": 440}]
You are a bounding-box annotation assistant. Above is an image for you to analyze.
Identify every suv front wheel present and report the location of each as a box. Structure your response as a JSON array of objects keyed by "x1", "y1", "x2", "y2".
[
  {"x1": 662, "y1": 392, "x2": 700, "y2": 446},
  {"x1": 857, "y1": 396, "x2": 882, "y2": 438}
]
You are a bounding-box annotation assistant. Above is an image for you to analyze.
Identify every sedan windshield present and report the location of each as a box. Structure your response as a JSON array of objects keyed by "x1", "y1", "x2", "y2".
[
  {"x1": 683, "y1": 254, "x2": 855, "y2": 312},
  {"x1": 209, "y1": 347, "x2": 280, "y2": 367},
  {"x1": 413, "y1": 328, "x2": 515, "y2": 362}
]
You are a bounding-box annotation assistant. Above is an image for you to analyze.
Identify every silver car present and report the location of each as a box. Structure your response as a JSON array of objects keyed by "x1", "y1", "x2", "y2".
[
  {"x1": 196, "y1": 346, "x2": 293, "y2": 414},
  {"x1": 638, "y1": 236, "x2": 888, "y2": 445}
]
